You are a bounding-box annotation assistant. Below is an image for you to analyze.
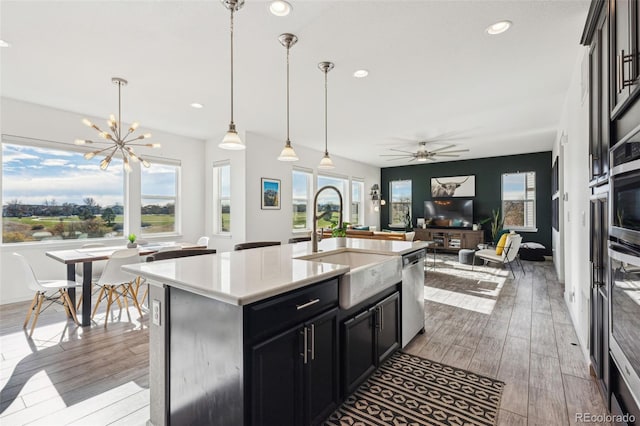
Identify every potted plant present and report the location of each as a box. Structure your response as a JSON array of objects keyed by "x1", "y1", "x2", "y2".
[
  {"x1": 127, "y1": 233, "x2": 137, "y2": 248},
  {"x1": 489, "y1": 209, "x2": 504, "y2": 243},
  {"x1": 330, "y1": 221, "x2": 349, "y2": 247}
]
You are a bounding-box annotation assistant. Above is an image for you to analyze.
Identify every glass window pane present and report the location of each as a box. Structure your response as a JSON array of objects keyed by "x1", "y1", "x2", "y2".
[
  {"x1": 390, "y1": 180, "x2": 411, "y2": 225},
  {"x1": 502, "y1": 172, "x2": 535, "y2": 229},
  {"x1": 141, "y1": 198, "x2": 175, "y2": 234},
  {"x1": 317, "y1": 175, "x2": 347, "y2": 228},
  {"x1": 221, "y1": 165, "x2": 231, "y2": 198},
  {"x1": 220, "y1": 200, "x2": 230, "y2": 232},
  {"x1": 292, "y1": 170, "x2": 312, "y2": 231},
  {"x1": 2, "y1": 143, "x2": 124, "y2": 242},
  {"x1": 141, "y1": 164, "x2": 177, "y2": 196}
]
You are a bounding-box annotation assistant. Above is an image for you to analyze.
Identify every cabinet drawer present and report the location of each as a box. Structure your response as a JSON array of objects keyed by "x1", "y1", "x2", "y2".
[{"x1": 246, "y1": 279, "x2": 338, "y2": 341}]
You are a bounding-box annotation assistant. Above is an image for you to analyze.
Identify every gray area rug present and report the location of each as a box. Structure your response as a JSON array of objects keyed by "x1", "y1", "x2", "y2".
[{"x1": 325, "y1": 351, "x2": 504, "y2": 426}]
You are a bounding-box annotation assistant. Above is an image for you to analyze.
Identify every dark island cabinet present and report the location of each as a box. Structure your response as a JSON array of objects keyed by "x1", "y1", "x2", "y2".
[
  {"x1": 342, "y1": 292, "x2": 400, "y2": 395},
  {"x1": 249, "y1": 307, "x2": 339, "y2": 426}
]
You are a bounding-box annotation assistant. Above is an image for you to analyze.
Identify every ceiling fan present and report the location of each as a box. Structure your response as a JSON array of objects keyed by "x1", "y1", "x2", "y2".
[{"x1": 380, "y1": 141, "x2": 469, "y2": 162}]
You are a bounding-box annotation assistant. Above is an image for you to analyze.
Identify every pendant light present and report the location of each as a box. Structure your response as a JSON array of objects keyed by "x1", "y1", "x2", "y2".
[
  {"x1": 219, "y1": 0, "x2": 245, "y2": 150},
  {"x1": 277, "y1": 33, "x2": 299, "y2": 162},
  {"x1": 318, "y1": 61, "x2": 335, "y2": 169}
]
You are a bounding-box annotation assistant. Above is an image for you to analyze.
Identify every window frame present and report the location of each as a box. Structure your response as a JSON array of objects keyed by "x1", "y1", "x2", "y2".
[
  {"x1": 213, "y1": 161, "x2": 231, "y2": 235},
  {"x1": 351, "y1": 178, "x2": 365, "y2": 226},
  {"x1": 501, "y1": 171, "x2": 537, "y2": 232},
  {"x1": 389, "y1": 179, "x2": 412, "y2": 227},
  {"x1": 1, "y1": 137, "x2": 127, "y2": 245},
  {"x1": 317, "y1": 172, "x2": 349, "y2": 227},
  {"x1": 292, "y1": 167, "x2": 313, "y2": 233},
  {"x1": 140, "y1": 159, "x2": 181, "y2": 236}
]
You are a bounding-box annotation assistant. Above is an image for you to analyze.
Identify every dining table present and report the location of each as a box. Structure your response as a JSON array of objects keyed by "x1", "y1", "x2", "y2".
[{"x1": 45, "y1": 241, "x2": 202, "y2": 326}]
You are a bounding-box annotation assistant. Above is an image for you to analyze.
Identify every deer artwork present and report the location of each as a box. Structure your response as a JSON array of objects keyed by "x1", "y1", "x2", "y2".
[{"x1": 432, "y1": 176, "x2": 470, "y2": 197}]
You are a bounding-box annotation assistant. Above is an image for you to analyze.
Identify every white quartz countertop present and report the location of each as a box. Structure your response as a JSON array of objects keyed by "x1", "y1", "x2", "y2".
[{"x1": 122, "y1": 238, "x2": 430, "y2": 306}]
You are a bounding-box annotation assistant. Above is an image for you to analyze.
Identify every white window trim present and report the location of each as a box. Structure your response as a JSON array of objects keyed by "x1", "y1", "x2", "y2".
[
  {"x1": 317, "y1": 172, "x2": 349, "y2": 222},
  {"x1": 140, "y1": 159, "x2": 181, "y2": 237},
  {"x1": 351, "y1": 178, "x2": 364, "y2": 225},
  {"x1": 213, "y1": 160, "x2": 231, "y2": 236},
  {"x1": 389, "y1": 179, "x2": 412, "y2": 227},
  {"x1": 501, "y1": 171, "x2": 537, "y2": 232},
  {"x1": 292, "y1": 167, "x2": 313, "y2": 233}
]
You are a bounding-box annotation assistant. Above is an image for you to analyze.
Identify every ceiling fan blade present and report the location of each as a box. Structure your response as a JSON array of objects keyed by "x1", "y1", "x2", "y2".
[
  {"x1": 388, "y1": 148, "x2": 416, "y2": 154},
  {"x1": 429, "y1": 144, "x2": 456, "y2": 153},
  {"x1": 437, "y1": 149, "x2": 470, "y2": 154},
  {"x1": 385, "y1": 157, "x2": 408, "y2": 161},
  {"x1": 433, "y1": 154, "x2": 461, "y2": 157},
  {"x1": 380, "y1": 154, "x2": 413, "y2": 157}
]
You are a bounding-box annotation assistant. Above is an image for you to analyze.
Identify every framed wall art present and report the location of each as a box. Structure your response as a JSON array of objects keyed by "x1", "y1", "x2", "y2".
[
  {"x1": 430, "y1": 175, "x2": 475, "y2": 198},
  {"x1": 261, "y1": 178, "x2": 281, "y2": 210}
]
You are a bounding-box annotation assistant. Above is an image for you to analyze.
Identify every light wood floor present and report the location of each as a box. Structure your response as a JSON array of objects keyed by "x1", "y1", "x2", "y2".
[
  {"x1": 1, "y1": 257, "x2": 609, "y2": 425},
  {"x1": 405, "y1": 255, "x2": 611, "y2": 426}
]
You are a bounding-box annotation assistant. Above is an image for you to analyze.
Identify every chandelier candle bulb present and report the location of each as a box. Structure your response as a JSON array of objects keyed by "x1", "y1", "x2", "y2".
[{"x1": 77, "y1": 77, "x2": 159, "y2": 171}]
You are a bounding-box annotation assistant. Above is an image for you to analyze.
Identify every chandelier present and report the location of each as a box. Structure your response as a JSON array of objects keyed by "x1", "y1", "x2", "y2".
[{"x1": 75, "y1": 77, "x2": 160, "y2": 172}]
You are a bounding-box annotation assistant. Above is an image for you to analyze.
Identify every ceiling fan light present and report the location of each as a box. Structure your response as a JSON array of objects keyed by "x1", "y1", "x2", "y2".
[
  {"x1": 318, "y1": 153, "x2": 335, "y2": 169},
  {"x1": 278, "y1": 144, "x2": 299, "y2": 161},
  {"x1": 486, "y1": 20, "x2": 512, "y2": 35}
]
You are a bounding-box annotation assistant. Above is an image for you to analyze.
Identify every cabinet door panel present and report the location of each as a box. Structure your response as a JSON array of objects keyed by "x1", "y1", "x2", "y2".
[
  {"x1": 305, "y1": 308, "x2": 339, "y2": 426},
  {"x1": 611, "y1": 0, "x2": 632, "y2": 113},
  {"x1": 250, "y1": 326, "x2": 303, "y2": 426},
  {"x1": 343, "y1": 309, "x2": 376, "y2": 395},
  {"x1": 376, "y1": 292, "x2": 400, "y2": 364}
]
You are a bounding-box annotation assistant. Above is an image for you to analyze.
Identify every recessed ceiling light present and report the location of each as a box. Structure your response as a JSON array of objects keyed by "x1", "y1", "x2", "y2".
[
  {"x1": 269, "y1": 0, "x2": 291, "y2": 17},
  {"x1": 0, "y1": 40, "x2": 10, "y2": 48},
  {"x1": 190, "y1": 103, "x2": 204, "y2": 109},
  {"x1": 353, "y1": 69, "x2": 369, "y2": 78},
  {"x1": 486, "y1": 20, "x2": 512, "y2": 35}
]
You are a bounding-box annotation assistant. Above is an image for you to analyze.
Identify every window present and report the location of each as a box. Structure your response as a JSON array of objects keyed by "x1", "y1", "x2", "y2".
[
  {"x1": 213, "y1": 162, "x2": 231, "y2": 234},
  {"x1": 351, "y1": 179, "x2": 364, "y2": 225},
  {"x1": 141, "y1": 162, "x2": 179, "y2": 235},
  {"x1": 2, "y1": 141, "x2": 124, "y2": 243},
  {"x1": 292, "y1": 169, "x2": 312, "y2": 231},
  {"x1": 390, "y1": 180, "x2": 412, "y2": 225},
  {"x1": 317, "y1": 174, "x2": 348, "y2": 228},
  {"x1": 502, "y1": 171, "x2": 536, "y2": 230}
]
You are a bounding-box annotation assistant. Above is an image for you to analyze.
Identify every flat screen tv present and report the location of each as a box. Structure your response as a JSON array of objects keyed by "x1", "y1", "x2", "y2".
[{"x1": 424, "y1": 199, "x2": 473, "y2": 228}]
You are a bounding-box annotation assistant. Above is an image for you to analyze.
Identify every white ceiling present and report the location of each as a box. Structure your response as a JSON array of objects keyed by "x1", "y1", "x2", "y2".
[{"x1": 0, "y1": 0, "x2": 590, "y2": 168}]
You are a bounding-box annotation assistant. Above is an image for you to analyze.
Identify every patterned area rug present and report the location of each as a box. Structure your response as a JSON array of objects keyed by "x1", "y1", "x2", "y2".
[{"x1": 325, "y1": 352, "x2": 504, "y2": 426}]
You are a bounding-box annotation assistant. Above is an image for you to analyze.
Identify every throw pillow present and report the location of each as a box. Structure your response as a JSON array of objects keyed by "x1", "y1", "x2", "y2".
[{"x1": 496, "y1": 233, "x2": 509, "y2": 255}]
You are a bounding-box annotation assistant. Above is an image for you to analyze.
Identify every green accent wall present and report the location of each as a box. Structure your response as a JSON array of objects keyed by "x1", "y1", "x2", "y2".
[{"x1": 381, "y1": 151, "x2": 552, "y2": 253}]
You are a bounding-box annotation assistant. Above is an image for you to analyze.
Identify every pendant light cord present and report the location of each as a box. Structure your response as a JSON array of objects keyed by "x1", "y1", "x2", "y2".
[
  {"x1": 230, "y1": 6, "x2": 235, "y2": 125},
  {"x1": 324, "y1": 69, "x2": 328, "y2": 155},
  {"x1": 286, "y1": 44, "x2": 290, "y2": 143},
  {"x1": 117, "y1": 81, "x2": 122, "y2": 140}
]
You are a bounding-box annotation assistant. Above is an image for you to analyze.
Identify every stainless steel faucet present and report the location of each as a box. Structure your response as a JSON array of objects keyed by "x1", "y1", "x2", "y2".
[{"x1": 311, "y1": 185, "x2": 343, "y2": 253}]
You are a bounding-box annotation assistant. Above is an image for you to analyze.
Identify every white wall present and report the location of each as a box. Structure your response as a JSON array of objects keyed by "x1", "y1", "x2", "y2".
[
  {"x1": 243, "y1": 132, "x2": 380, "y2": 245},
  {"x1": 555, "y1": 48, "x2": 591, "y2": 360},
  {"x1": 0, "y1": 98, "x2": 206, "y2": 304}
]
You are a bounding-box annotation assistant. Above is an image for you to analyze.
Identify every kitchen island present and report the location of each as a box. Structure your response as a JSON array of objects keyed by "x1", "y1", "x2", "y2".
[{"x1": 123, "y1": 238, "x2": 429, "y2": 426}]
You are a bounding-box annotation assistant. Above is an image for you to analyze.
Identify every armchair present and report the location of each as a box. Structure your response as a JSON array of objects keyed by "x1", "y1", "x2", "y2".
[{"x1": 472, "y1": 233, "x2": 525, "y2": 278}]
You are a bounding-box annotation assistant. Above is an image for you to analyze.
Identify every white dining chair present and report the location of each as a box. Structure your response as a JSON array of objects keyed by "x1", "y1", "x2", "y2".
[
  {"x1": 91, "y1": 248, "x2": 143, "y2": 324},
  {"x1": 75, "y1": 242, "x2": 107, "y2": 309},
  {"x1": 196, "y1": 236, "x2": 209, "y2": 248},
  {"x1": 12, "y1": 253, "x2": 81, "y2": 337}
]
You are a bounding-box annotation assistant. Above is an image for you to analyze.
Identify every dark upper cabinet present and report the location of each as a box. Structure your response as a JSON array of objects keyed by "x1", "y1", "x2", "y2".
[
  {"x1": 611, "y1": 0, "x2": 632, "y2": 115},
  {"x1": 589, "y1": 6, "x2": 611, "y2": 184}
]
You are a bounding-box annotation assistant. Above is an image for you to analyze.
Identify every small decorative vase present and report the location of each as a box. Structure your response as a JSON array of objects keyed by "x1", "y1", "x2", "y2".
[
  {"x1": 472, "y1": 224, "x2": 479, "y2": 231},
  {"x1": 335, "y1": 237, "x2": 347, "y2": 248},
  {"x1": 127, "y1": 242, "x2": 137, "y2": 248}
]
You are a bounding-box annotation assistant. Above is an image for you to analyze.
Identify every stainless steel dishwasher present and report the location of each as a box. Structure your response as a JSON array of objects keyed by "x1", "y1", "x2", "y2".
[{"x1": 401, "y1": 248, "x2": 426, "y2": 347}]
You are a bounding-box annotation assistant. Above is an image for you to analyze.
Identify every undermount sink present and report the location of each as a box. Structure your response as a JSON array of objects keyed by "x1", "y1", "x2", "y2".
[{"x1": 297, "y1": 249, "x2": 402, "y2": 309}]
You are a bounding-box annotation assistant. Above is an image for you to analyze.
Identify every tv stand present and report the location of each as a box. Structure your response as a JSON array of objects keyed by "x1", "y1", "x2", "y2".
[{"x1": 414, "y1": 228, "x2": 483, "y2": 252}]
